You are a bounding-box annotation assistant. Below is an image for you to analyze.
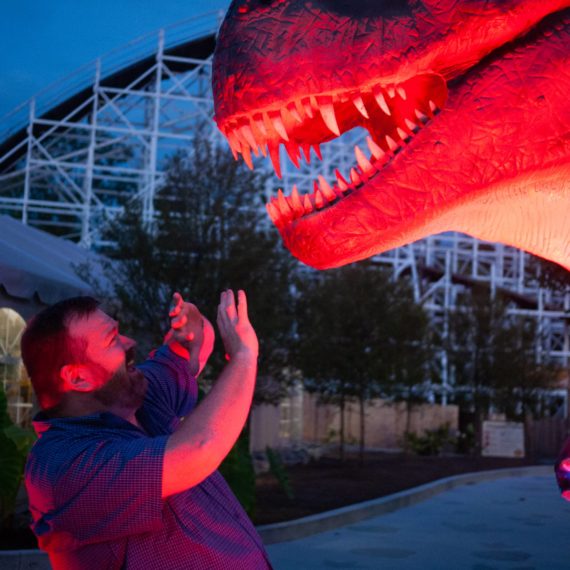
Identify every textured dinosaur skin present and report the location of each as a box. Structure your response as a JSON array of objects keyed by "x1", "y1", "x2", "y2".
[{"x1": 212, "y1": 1, "x2": 570, "y2": 270}]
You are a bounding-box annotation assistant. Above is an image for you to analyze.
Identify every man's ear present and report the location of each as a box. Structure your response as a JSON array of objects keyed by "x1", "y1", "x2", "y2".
[{"x1": 59, "y1": 364, "x2": 96, "y2": 393}]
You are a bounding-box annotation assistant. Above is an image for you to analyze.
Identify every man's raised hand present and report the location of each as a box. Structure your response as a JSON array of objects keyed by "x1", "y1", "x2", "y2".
[
  {"x1": 164, "y1": 292, "x2": 206, "y2": 360},
  {"x1": 217, "y1": 290, "x2": 258, "y2": 361}
]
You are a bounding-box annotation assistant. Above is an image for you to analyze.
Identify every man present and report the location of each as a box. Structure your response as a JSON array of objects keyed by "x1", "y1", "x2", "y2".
[{"x1": 21, "y1": 290, "x2": 273, "y2": 569}]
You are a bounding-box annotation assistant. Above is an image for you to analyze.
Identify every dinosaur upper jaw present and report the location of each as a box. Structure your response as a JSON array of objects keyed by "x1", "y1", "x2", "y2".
[{"x1": 277, "y1": 9, "x2": 570, "y2": 270}]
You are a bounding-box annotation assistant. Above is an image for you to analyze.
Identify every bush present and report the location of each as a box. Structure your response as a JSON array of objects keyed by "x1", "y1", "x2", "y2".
[
  {"x1": 0, "y1": 384, "x2": 36, "y2": 527},
  {"x1": 403, "y1": 424, "x2": 455, "y2": 456},
  {"x1": 265, "y1": 447, "x2": 294, "y2": 500},
  {"x1": 219, "y1": 431, "x2": 256, "y2": 516}
]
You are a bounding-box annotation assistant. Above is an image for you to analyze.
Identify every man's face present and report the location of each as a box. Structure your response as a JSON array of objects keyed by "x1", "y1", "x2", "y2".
[{"x1": 66, "y1": 309, "x2": 147, "y2": 411}]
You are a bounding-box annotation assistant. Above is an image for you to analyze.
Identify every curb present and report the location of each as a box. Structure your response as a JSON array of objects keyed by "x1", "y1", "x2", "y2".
[
  {"x1": 256, "y1": 465, "x2": 553, "y2": 545},
  {"x1": 0, "y1": 465, "x2": 553, "y2": 565}
]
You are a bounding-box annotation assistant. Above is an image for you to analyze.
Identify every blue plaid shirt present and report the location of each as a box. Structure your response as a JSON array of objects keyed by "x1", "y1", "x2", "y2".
[{"x1": 25, "y1": 346, "x2": 272, "y2": 569}]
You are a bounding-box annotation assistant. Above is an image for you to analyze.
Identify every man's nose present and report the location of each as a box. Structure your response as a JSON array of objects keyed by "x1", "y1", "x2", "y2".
[{"x1": 120, "y1": 335, "x2": 136, "y2": 351}]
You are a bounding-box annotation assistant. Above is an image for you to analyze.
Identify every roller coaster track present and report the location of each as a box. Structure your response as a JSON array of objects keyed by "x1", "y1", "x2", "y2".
[{"x1": 0, "y1": 11, "x2": 568, "y2": 395}]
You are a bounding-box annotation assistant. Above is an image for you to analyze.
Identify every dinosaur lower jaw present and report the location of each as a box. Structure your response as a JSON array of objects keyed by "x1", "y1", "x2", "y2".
[{"x1": 281, "y1": 164, "x2": 570, "y2": 270}]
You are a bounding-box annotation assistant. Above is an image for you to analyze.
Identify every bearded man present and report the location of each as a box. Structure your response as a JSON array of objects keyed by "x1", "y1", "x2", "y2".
[{"x1": 21, "y1": 290, "x2": 273, "y2": 569}]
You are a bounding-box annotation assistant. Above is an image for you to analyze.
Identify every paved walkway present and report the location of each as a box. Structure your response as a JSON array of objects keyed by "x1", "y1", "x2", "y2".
[{"x1": 266, "y1": 473, "x2": 570, "y2": 570}]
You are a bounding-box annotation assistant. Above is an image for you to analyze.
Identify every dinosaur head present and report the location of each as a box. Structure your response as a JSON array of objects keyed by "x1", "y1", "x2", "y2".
[{"x1": 212, "y1": 0, "x2": 570, "y2": 269}]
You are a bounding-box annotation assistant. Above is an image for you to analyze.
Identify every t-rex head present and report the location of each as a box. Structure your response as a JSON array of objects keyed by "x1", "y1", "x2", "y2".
[{"x1": 212, "y1": 0, "x2": 570, "y2": 270}]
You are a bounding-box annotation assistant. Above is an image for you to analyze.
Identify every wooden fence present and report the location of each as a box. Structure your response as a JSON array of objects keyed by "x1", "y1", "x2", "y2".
[{"x1": 526, "y1": 417, "x2": 568, "y2": 460}]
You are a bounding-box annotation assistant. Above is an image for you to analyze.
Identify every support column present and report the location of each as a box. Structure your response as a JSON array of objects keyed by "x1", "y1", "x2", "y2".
[
  {"x1": 22, "y1": 99, "x2": 36, "y2": 225},
  {"x1": 143, "y1": 29, "x2": 164, "y2": 228},
  {"x1": 81, "y1": 59, "x2": 101, "y2": 248}
]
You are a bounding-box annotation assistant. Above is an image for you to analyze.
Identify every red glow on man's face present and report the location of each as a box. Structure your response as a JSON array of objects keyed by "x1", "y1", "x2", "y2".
[{"x1": 66, "y1": 310, "x2": 147, "y2": 408}]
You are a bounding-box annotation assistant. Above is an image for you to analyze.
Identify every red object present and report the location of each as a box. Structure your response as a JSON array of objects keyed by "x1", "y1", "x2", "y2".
[{"x1": 212, "y1": 1, "x2": 570, "y2": 271}]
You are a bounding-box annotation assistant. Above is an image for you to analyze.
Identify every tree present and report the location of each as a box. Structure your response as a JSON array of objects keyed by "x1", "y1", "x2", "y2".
[
  {"x1": 295, "y1": 263, "x2": 429, "y2": 463},
  {"x1": 446, "y1": 285, "x2": 560, "y2": 453},
  {"x1": 84, "y1": 129, "x2": 296, "y2": 403}
]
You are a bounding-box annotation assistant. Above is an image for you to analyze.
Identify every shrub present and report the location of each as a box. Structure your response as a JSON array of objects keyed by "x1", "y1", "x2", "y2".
[{"x1": 403, "y1": 423, "x2": 455, "y2": 456}]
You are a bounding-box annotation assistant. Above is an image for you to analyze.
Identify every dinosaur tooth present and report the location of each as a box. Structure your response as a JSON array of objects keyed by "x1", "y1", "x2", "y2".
[
  {"x1": 318, "y1": 175, "x2": 336, "y2": 201},
  {"x1": 396, "y1": 127, "x2": 409, "y2": 140},
  {"x1": 290, "y1": 185, "x2": 304, "y2": 216},
  {"x1": 385, "y1": 135, "x2": 398, "y2": 151},
  {"x1": 302, "y1": 98, "x2": 314, "y2": 119},
  {"x1": 415, "y1": 108, "x2": 428, "y2": 122},
  {"x1": 314, "y1": 188, "x2": 325, "y2": 209},
  {"x1": 253, "y1": 114, "x2": 268, "y2": 138},
  {"x1": 373, "y1": 88, "x2": 391, "y2": 116},
  {"x1": 396, "y1": 86, "x2": 407, "y2": 100},
  {"x1": 269, "y1": 112, "x2": 289, "y2": 141},
  {"x1": 241, "y1": 144, "x2": 254, "y2": 170},
  {"x1": 302, "y1": 194, "x2": 313, "y2": 214},
  {"x1": 226, "y1": 129, "x2": 241, "y2": 160},
  {"x1": 387, "y1": 86, "x2": 396, "y2": 98},
  {"x1": 277, "y1": 189, "x2": 292, "y2": 219},
  {"x1": 352, "y1": 94, "x2": 369, "y2": 119},
  {"x1": 366, "y1": 136, "x2": 385, "y2": 160},
  {"x1": 354, "y1": 145, "x2": 373, "y2": 173},
  {"x1": 285, "y1": 141, "x2": 301, "y2": 168},
  {"x1": 287, "y1": 103, "x2": 303, "y2": 124},
  {"x1": 269, "y1": 144, "x2": 282, "y2": 179},
  {"x1": 312, "y1": 144, "x2": 323, "y2": 161},
  {"x1": 294, "y1": 99, "x2": 306, "y2": 120},
  {"x1": 240, "y1": 124, "x2": 258, "y2": 151},
  {"x1": 429, "y1": 100, "x2": 438, "y2": 114},
  {"x1": 350, "y1": 168, "x2": 362, "y2": 187},
  {"x1": 266, "y1": 201, "x2": 279, "y2": 224},
  {"x1": 317, "y1": 97, "x2": 341, "y2": 136},
  {"x1": 404, "y1": 118, "x2": 418, "y2": 132},
  {"x1": 335, "y1": 169, "x2": 349, "y2": 191},
  {"x1": 301, "y1": 144, "x2": 312, "y2": 164}
]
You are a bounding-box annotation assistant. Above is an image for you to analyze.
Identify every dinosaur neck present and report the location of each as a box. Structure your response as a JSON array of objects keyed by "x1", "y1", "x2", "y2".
[{"x1": 431, "y1": 165, "x2": 570, "y2": 271}]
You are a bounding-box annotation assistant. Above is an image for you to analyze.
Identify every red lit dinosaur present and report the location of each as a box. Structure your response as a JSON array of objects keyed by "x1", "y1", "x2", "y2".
[{"x1": 212, "y1": 1, "x2": 570, "y2": 271}]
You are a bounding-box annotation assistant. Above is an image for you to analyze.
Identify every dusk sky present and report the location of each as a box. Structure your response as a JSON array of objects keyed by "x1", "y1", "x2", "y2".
[{"x1": 0, "y1": 0, "x2": 230, "y2": 118}]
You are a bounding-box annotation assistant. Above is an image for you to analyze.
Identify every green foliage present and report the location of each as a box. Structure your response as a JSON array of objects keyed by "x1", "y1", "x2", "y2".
[
  {"x1": 218, "y1": 432, "x2": 256, "y2": 516},
  {"x1": 446, "y1": 286, "x2": 560, "y2": 421},
  {"x1": 0, "y1": 384, "x2": 36, "y2": 526},
  {"x1": 296, "y1": 263, "x2": 427, "y2": 395},
  {"x1": 403, "y1": 424, "x2": 454, "y2": 456},
  {"x1": 295, "y1": 263, "x2": 430, "y2": 457},
  {"x1": 84, "y1": 130, "x2": 297, "y2": 403},
  {"x1": 265, "y1": 447, "x2": 294, "y2": 500}
]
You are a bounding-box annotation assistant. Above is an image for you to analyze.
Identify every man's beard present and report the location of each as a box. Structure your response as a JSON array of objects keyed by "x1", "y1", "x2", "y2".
[{"x1": 92, "y1": 363, "x2": 147, "y2": 411}]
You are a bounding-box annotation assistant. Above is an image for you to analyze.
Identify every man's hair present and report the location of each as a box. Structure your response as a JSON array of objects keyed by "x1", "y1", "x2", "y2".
[{"x1": 21, "y1": 296, "x2": 100, "y2": 410}]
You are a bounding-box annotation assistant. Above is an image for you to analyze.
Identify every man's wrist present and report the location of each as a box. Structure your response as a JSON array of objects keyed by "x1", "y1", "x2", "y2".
[
  {"x1": 166, "y1": 340, "x2": 191, "y2": 361},
  {"x1": 228, "y1": 348, "x2": 258, "y2": 363}
]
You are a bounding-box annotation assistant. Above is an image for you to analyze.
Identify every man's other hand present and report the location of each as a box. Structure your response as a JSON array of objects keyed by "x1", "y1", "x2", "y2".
[
  {"x1": 217, "y1": 290, "x2": 259, "y2": 361},
  {"x1": 164, "y1": 292, "x2": 206, "y2": 361}
]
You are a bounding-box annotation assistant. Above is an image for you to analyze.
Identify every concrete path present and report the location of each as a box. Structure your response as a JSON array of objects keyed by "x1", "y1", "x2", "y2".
[{"x1": 266, "y1": 473, "x2": 570, "y2": 570}]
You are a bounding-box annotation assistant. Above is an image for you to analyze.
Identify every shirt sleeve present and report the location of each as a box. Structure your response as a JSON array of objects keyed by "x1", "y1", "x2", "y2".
[
  {"x1": 136, "y1": 345, "x2": 199, "y2": 434},
  {"x1": 28, "y1": 434, "x2": 168, "y2": 551}
]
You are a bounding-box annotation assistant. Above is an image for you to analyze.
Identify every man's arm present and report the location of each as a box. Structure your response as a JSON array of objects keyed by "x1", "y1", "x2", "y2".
[{"x1": 161, "y1": 289, "x2": 258, "y2": 498}]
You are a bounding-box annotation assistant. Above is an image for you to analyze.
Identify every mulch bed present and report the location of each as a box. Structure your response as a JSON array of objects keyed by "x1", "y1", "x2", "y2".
[
  {"x1": 0, "y1": 452, "x2": 546, "y2": 549},
  {"x1": 252, "y1": 451, "x2": 543, "y2": 525}
]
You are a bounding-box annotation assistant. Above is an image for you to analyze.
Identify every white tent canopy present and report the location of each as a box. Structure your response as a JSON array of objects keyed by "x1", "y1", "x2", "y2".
[{"x1": 0, "y1": 215, "x2": 101, "y2": 318}]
